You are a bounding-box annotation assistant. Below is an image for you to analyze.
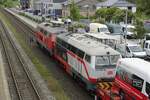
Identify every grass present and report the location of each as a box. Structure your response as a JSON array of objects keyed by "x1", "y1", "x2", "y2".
[{"x1": 0, "y1": 10, "x2": 70, "y2": 100}]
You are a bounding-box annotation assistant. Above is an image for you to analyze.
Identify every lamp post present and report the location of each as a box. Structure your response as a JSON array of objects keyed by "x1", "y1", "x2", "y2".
[{"x1": 124, "y1": 9, "x2": 128, "y2": 57}]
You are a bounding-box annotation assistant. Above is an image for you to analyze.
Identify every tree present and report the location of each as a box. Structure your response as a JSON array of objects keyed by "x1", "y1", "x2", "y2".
[
  {"x1": 135, "y1": 18, "x2": 146, "y2": 39},
  {"x1": 70, "y1": 0, "x2": 80, "y2": 21},
  {"x1": 95, "y1": 7, "x2": 134, "y2": 23},
  {"x1": 113, "y1": 9, "x2": 134, "y2": 23},
  {"x1": 136, "y1": 0, "x2": 150, "y2": 15},
  {"x1": 105, "y1": 7, "x2": 119, "y2": 22},
  {"x1": 95, "y1": 8, "x2": 107, "y2": 22}
]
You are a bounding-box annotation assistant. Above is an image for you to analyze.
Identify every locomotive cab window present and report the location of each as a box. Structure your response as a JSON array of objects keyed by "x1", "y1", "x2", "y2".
[{"x1": 146, "y1": 82, "x2": 150, "y2": 96}]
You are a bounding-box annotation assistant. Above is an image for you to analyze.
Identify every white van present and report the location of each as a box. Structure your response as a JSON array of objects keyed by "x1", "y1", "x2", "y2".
[
  {"x1": 121, "y1": 24, "x2": 136, "y2": 38},
  {"x1": 116, "y1": 43, "x2": 147, "y2": 58},
  {"x1": 144, "y1": 40, "x2": 150, "y2": 57},
  {"x1": 89, "y1": 23, "x2": 110, "y2": 34}
]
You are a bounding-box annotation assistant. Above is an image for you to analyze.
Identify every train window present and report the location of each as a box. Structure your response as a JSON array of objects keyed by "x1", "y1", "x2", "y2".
[
  {"x1": 85, "y1": 54, "x2": 91, "y2": 63},
  {"x1": 71, "y1": 46, "x2": 77, "y2": 54},
  {"x1": 61, "y1": 40, "x2": 66, "y2": 46},
  {"x1": 67, "y1": 44, "x2": 72, "y2": 51},
  {"x1": 63, "y1": 41, "x2": 68, "y2": 49},
  {"x1": 57, "y1": 38, "x2": 63, "y2": 45},
  {"x1": 146, "y1": 82, "x2": 150, "y2": 96},
  {"x1": 77, "y1": 49, "x2": 85, "y2": 58},
  {"x1": 132, "y1": 75, "x2": 144, "y2": 92}
]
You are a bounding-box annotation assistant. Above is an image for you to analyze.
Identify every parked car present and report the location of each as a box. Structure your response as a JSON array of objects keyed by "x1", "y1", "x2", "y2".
[
  {"x1": 116, "y1": 43, "x2": 147, "y2": 58},
  {"x1": 120, "y1": 24, "x2": 136, "y2": 39},
  {"x1": 64, "y1": 18, "x2": 72, "y2": 25}
]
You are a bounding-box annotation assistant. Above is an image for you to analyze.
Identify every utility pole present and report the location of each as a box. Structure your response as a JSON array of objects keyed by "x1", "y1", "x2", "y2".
[{"x1": 124, "y1": 10, "x2": 128, "y2": 57}]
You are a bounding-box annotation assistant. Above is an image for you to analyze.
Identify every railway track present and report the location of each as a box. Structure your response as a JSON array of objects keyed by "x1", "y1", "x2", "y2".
[
  {"x1": 0, "y1": 20, "x2": 41, "y2": 100},
  {"x1": 1, "y1": 9, "x2": 35, "y2": 45}
]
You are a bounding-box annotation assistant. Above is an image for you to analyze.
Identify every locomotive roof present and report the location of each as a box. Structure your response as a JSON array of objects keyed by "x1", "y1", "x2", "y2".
[
  {"x1": 37, "y1": 22, "x2": 67, "y2": 34},
  {"x1": 119, "y1": 58, "x2": 150, "y2": 82},
  {"x1": 57, "y1": 33, "x2": 120, "y2": 56},
  {"x1": 85, "y1": 33, "x2": 120, "y2": 41}
]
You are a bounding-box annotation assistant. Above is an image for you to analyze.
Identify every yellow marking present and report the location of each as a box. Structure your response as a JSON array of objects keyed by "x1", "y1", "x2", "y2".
[{"x1": 97, "y1": 82, "x2": 113, "y2": 90}]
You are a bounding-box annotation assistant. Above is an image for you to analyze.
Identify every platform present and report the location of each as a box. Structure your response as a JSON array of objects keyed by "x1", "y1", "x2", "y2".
[{"x1": 0, "y1": 49, "x2": 11, "y2": 100}]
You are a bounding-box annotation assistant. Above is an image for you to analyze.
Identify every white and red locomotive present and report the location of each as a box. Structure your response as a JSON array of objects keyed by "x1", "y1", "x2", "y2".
[{"x1": 35, "y1": 22, "x2": 121, "y2": 91}]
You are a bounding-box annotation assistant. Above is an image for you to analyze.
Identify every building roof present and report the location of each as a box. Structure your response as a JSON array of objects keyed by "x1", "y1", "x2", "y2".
[
  {"x1": 58, "y1": 33, "x2": 120, "y2": 56},
  {"x1": 33, "y1": 0, "x2": 67, "y2": 3},
  {"x1": 63, "y1": 0, "x2": 82, "y2": 5},
  {"x1": 96, "y1": 0, "x2": 136, "y2": 7}
]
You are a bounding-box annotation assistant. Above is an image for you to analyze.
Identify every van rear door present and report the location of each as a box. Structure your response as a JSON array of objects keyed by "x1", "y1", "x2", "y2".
[{"x1": 144, "y1": 42, "x2": 150, "y2": 56}]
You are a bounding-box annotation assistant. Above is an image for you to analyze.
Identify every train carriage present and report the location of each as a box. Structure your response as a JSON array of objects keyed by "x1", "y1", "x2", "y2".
[
  {"x1": 54, "y1": 33, "x2": 121, "y2": 90},
  {"x1": 35, "y1": 22, "x2": 66, "y2": 55}
]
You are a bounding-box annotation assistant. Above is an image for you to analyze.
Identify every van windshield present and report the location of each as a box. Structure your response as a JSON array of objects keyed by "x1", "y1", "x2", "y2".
[
  {"x1": 128, "y1": 46, "x2": 143, "y2": 52},
  {"x1": 99, "y1": 28, "x2": 109, "y2": 33},
  {"x1": 127, "y1": 28, "x2": 134, "y2": 32},
  {"x1": 114, "y1": 27, "x2": 122, "y2": 33}
]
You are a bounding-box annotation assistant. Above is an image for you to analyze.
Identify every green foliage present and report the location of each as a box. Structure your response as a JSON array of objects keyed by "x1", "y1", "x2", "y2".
[
  {"x1": 135, "y1": 18, "x2": 146, "y2": 39},
  {"x1": 113, "y1": 9, "x2": 134, "y2": 23},
  {"x1": 95, "y1": 7, "x2": 135, "y2": 23},
  {"x1": 136, "y1": 0, "x2": 150, "y2": 15},
  {"x1": 70, "y1": 0, "x2": 80, "y2": 21},
  {"x1": 105, "y1": 7, "x2": 119, "y2": 22},
  {"x1": 95, "y1": 8, "x2": 106, "y2": 18},
  {"x1": 0, "y1": 0, "x2": 18, "y2": 7}
]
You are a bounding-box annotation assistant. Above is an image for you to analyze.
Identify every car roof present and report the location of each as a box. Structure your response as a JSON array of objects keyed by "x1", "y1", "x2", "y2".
[
  {"x1": 127, "y1": 43, "x2": 140, "y2": 46},
  {"x1": 106, "y1": 23, "x2": 122, "y2": 27},
  {"x1": 120, "y1": 24, "x2": 135, "y2": 28},
  {"x1": 145, "y1": 40, "x2": 150, "y2": 43},
  {"x1": 118, "y1": 43, "x2": 140, "y2": 47},
  {"x1": 119, "y1": 58, "x2": 150, "y2": 82}
]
